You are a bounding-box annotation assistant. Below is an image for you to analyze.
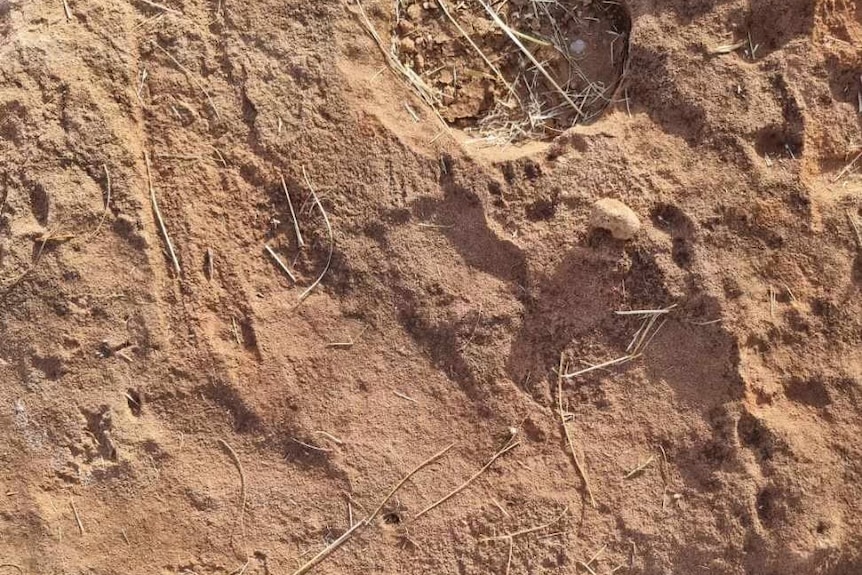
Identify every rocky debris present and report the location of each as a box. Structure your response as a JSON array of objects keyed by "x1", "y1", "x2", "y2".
[{"x1": 590, "y1": 197, "x2": 640, "y2": 240}]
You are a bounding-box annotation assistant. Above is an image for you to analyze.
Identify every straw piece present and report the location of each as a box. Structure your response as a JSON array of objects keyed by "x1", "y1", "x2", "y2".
[
  {"x1": 477, "y1": 0, "x2": 584, "y2": 117},
  {"x1": 289, "y1": 520, "x2": 365, "y2": 575},
  {"x1": 414, "y1": 441, "x2": 519, "y2": 519},
  {"x1": 281, "y1": 173, "x2": 305, "y2": 248},
  {"x1": 265, "y1": 244, "x2": 297, "y2": 283},
  {"x1": 298, "y1": 168, "x2": 333, "y2": 301},
  {"x1": 369, "y1": 443, "x2": 455, "y2": 523},
  {"x1": 144, "y1": 151, "x2": 181, "y2": 275},
  {"x1": 436, "y1": 0, "x2": 520, "y2": 105}
]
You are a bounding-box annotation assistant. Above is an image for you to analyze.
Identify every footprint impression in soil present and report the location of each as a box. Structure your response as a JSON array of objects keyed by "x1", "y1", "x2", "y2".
[{"x1": 391, "y1": 0, "x2": 631, "y2": 142}]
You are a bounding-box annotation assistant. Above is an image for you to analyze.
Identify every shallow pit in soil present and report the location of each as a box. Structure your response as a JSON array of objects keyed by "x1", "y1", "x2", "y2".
[{"x1": 391, "y1": 0, "x2": 631, "y2": 143}]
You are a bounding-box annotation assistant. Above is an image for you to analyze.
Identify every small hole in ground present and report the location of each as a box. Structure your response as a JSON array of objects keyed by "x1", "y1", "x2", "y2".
[
  {"x1": 754, "y1": 124, "x2": 803, "y2": 158},
  {"x1": 382, "y1": 511, "x2": 402, "y2": 524},
  {"x1": 816, "y1": 520, "x2": 829, "y2": 534},
  {"x1": 126, "y1": 388, "x2": 142, "y2": 416}
]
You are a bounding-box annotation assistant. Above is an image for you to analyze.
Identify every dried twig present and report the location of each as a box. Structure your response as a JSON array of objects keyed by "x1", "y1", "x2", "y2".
[
  {"x1": 414, "y1": 440, "x2": 519, "y2": 519},
  {"x1": 281, "y1": 173, "x2": 305, "y2": 248},
  {"x1": 70, "y1": 501, "x2": 85, "y2": 535},
  {"x1": 292, "y1": 438, "x2": 332, "y2": 453},
  {"x1": 1, "y1": 233, "x2": 55, "y2": 294},
  {"x1": 290, "y1": 520, "x2": 365, "y2": 575},
  {"x1": 832, "y1": 151, "x2": 862, "y2": 182},
  {"x1": 315, "y1": 431, "x2": 344, "y2": 445},
  {"x1": 265, "y1": 244, "x2": 297, "y2": 283},
  {"x1": 63, "y1": 0, "x2": 73, "y2": 20},
  {"x1": 298, "y1": 168, "x2": 333, "y2": 302},
  {"x1": 144, "y1": 151, "x2": 181, "y2": 275},
  {"x1": 707, "y1": 40, "x2": 745, "y2": 55},
  {"x1": 369, "y1": 443, "x2": 455, "y2": 522},
  {"x1": 557, "y1": 354, "x2": 596, "y2": 508},
  {"x1": 217, "y1": 439, "x2": 247, "y2": 538},
  {"x1": 478, "y1": 507, "x2": 568, "y2": 542},
  {"x1": 436, "y1": 0, "x2": 520, "y2": 105},
  {"x1": 84, "y1": 164, "x2": 112, "y2": 242},
  {"x1": 354, "y1": 0, "x2": 450, "y2": 132},
  {"x1": 624, "y1": 455, "x2": 655, "y2": 479},
  {"x1": 477, "y1": 0, "x2": 584, "y2": 117},
  {"x1": 563, "y1": 355, "x2": 633, "y2": 378},
  {"x1": 134, "y1": 0, "x2": 183, "y2": 15},
  {"x1": 393, "y1": 390, "x2": 419, "y2": 404}
]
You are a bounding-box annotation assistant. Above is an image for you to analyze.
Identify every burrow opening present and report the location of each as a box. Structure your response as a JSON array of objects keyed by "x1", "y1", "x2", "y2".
[{"x1": 389, "y1": 0, "x2": 631, "y2": 143}]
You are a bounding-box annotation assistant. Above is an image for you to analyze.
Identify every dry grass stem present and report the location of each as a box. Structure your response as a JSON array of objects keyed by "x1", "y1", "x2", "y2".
[
  {"x1": 615, "y1": 305, "x2": 676, "y2": 316},
  {"x1": 0, "y1": 565, "x2": 23, "y2": 575},
  {"x1": 229, "y1": 560, "x2": 250, "y2": 575},
  {"x1": 153, "y1": 42, "x2": 220, "y2": 119},
  {"x1": 292, "y1": 438, "x2": 332, "y2": 453},
  {"x1": 832, "y1": 150, "x2": 862, "y2": 182},
  {"x1": 477, "y1": 0, "x2": 584, "y2": 117},
  {"x1": 624, "y1": 455, "x2": 655, "y2": 479},
  {"x1": 414, "y1": 440, "x2": 520, "y2": 519},
  {"x1": 205, "y1": 247, "x2": 214, "y2": 280},
  {"x1": 393, "y1": 390, "x2": 419, "y2": 404},
  {"x1": 404, "y1": 102, "x2": 420, "y2": 122},
  {"x1": 369, "y1": 443, "x2": 455, "y2": 522},
  {"x1": 144, "y1": 151, "x2": 181, "y2": 275},
  {"x1": 315, "y1": 431, "x2": 344, "y2": 445},
  {"x1": 281, "y1": 173, "x2": 305, "y2": 248},
  {"x1": 231, "y1": 316, "x2": 241, "y2": 344},
  {"x1": 436, "y1": 0, "x2": 520, "y2": 105},
  {"x1": 1, "y1": 234, "x2": 59, "y2": 292},
  {"x1": 354, "y1": 0, "x2": 450, "y2": 132},
  {"x1": 491, "y1": 498, "x2": 510, "y2": 517},
  {"x1": 134, "y1": 0, "x2": 183, "y2": 14},
  {"x1": 70, "y1": 501, "x2": 85, "y2": 535},
  {"x1": 63, "y1": 0, "x2": 73, "y2": 20},
  {"x1": 289, "y1": 520, "x2": 366, "y2": 575},
  {"x1": 217, "y1": 439, "x2": 247, "y2": 538},
  {"x1": 585, "y1": 544, "x2": 607, "y2": 567},
  {"x1": 566, "y1": 304, "x2": 674, "y2": 378},
  {"x1": 265, "y1": 244, "x2": 297, "y2": 283},
  {"x1": 563, "y1": 355, "x2": 633, "y2": 378},
  {"x1": 298, "y1": 167, "x2": 334, "y2": 301},
  {"x1": 707, "y1": 39, "x2": 746, "y2": 55},
  {"x1": 479, "y1": 507, "x2": 568, "y2": 542},
  {"x1": 557, "y1": 354, "x2": 596, "y2": 507},
  {"x1": 85, "y1": 164, "x2": 111, "y2": 242}
]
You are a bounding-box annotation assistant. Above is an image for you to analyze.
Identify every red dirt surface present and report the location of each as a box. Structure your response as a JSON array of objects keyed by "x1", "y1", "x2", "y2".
[{"x1": 1, "y1": 0, "x2": 861, "y2": 574}]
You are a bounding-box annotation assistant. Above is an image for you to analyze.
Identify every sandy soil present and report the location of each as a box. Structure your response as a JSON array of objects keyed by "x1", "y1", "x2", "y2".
[{"x1": 1, "y1": 0, "x2": 861, "y2": 574}]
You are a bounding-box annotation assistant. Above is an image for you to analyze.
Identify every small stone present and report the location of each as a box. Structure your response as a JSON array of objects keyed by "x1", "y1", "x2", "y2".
[
  {"x1": 406, "y1": 3, "x2": 422, "y2": 20},
  {"x1": 413, "y1": 53, "x2": 425, "y2": 71},
  {"x1": 397, "y1": 19, "x2": 414, "y2": 34},
  {"x1": 570, "y1": 38, "x2": 587, "y2": 55},
  {"x1": 590, "y1": 198, "x2": 641, "y2": 240},
  {"x1": 0, "y1": 0, "x2": 10, "y2": 16},
  {"x1": 438, "y1": 68, "x2": 454, "y2": 85},
  {"x1": 399, "y1": 37, "x2": 416, "y2": 54}
]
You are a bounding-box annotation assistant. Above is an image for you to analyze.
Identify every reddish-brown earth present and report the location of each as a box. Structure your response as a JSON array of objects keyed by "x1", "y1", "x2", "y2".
[{"x1": 1, "y1": 0, "x2": 861, "y2": 574}]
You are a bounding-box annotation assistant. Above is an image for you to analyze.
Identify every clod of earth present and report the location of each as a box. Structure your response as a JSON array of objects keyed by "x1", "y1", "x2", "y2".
[{"x1": 590, "y1": 198, "x2": 641, "y2": 240}]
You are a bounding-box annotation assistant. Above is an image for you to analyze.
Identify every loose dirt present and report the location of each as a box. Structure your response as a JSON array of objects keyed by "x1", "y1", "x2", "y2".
[{"x1": 1, "y1": 1, "x2": 861, "y2": 574}]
